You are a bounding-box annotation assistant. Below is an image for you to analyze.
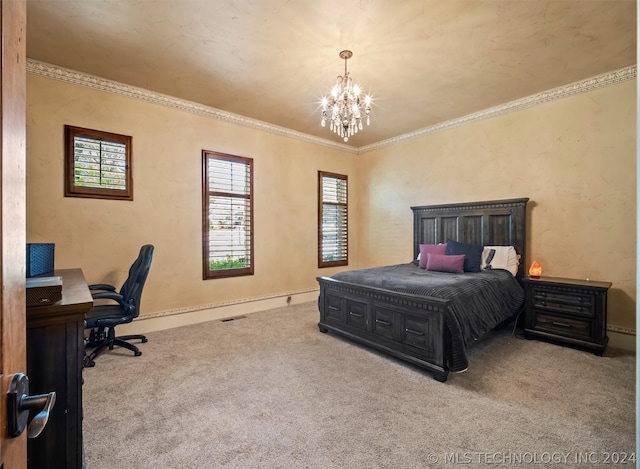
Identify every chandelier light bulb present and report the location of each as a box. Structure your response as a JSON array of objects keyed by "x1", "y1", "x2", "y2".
[{"x1": 319, "y1": 50, "x2": 373, "y2": 143}]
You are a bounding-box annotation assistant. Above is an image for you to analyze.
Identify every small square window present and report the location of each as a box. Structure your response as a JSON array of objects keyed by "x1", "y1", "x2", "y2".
[{"x1": 64, "y1": 125, "x2": 133, "y2": 201}]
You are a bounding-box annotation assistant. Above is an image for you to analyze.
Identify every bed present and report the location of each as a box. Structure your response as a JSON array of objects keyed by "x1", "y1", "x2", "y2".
[{"x1": 317, "y1": 198, "x2": 529, "y2": 382}]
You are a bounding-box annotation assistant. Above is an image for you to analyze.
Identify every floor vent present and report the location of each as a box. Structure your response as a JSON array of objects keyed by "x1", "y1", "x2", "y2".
[{"x1": 220, "y1": 315, "x2": 247, "y2": 323}]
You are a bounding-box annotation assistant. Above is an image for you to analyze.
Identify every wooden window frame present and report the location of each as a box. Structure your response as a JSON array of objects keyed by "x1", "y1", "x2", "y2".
[
  {"x1": 202, "y1": 150, "x2": 254, "y2": 279},
  {"x1": 64, "y1": 125, "x2": 133, "y2": 201},
  {"x1": 318, "y1": 171, "x2": 348, "y2": 268}
]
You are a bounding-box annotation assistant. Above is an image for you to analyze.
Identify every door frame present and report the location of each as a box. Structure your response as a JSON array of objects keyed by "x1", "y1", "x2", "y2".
[{"x1": 0, "y1": 0, "x2": 28, "y2": 467}]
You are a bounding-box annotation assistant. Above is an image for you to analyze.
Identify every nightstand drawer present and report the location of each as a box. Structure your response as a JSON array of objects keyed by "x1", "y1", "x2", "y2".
[
  {"x1": 533, "y1": 312, "x2": 592, "y2": 341},
  {"x1": 532, "y1": 288, "x2": 594, "y2": 318}
]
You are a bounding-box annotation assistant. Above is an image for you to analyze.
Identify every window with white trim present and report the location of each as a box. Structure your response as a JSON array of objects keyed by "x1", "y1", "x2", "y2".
[
  {"x1": 202, "y1": 151, "x2": 254, "y2": 279},
  {"x1": 64, "y1": 125, "x2": 133, "y2": 201},
  {"x1": 318, "y1": 171, "x2": 348, "y2": 267}
]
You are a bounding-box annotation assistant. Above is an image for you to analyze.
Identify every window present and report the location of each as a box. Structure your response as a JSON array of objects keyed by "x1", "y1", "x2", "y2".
[
  {"x1": 202, "y1": 151, "x2": 254, "y2": 279},
  {"x1": 318, "y1": 171, "x2": 348, "y2": 267},
  {"x1": 64, "y1": 125, "x2": 133, "y2": 200}
]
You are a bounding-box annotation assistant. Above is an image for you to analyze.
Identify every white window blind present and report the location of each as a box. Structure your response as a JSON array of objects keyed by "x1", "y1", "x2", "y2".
[
  {"x1": 73, "y1": 136, "x2": 127, "y2": 190},
  {"x1": 319, "y1": 172, "x2": 348, "y2": 266},
  {"x1": 203, "y1": 152, "x2": 253, "y2": 278}
]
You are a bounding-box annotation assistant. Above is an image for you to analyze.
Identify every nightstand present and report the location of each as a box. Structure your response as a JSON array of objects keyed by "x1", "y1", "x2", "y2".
[{"x1": 523, "y1": 276, "x2": 611, "y2": 355}]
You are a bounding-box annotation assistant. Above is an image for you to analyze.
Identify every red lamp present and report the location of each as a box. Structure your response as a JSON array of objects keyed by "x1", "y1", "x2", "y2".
[{"x1": 529, "y1": 260, "x2": 542, "y2": 278}]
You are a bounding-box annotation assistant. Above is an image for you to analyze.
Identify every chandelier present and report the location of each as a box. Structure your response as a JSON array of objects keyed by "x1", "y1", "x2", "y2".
[{"x1": 321, "y1": 50, "x2": 372, "y2": 142}]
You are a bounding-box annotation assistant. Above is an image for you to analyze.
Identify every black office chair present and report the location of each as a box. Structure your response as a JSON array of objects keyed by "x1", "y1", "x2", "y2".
[{"x1": 84, "y1": 244, "x2": 154, "y2": 367}]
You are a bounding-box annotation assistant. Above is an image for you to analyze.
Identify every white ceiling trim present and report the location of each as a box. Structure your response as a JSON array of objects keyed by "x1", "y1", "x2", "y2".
[
  {"x1": 27, "y1": 59, "x2": 635, "y2": 155},
  {"x1": 359, "y1": 65, "x2": 637, "y2": 153}
]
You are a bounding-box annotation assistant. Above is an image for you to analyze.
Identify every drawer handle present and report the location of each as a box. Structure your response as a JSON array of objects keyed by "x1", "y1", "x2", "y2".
[
  {"x1": 577, "y1": 306, "x2": 583, "y2": 312},
  {"x1": 540, "y1": 301, "x2": 547, "y2": 307},
  {"x1": 405, "y1": 328, "x2": 424, "y2": 336},
  {"x1": 577, "y1": 297, "x2": 583, "y2": 303},
  {"x1": 349, "y1": 311, "x2": 364, "y2": 318},
  {"x1": 551, "y1": 321, "x2": 573, "y2": 329},
  {"x1": 328, "y1": 305, "x2": 339, "y2": 311},
  {"x1": 540, "y1": 292, "x2": 547, "y2": 297},
  {"x1": 375, "y1": 319, "x2": 392, "y2": 326}
]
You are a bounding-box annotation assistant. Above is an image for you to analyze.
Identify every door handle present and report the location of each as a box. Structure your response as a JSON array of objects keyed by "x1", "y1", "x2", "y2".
[{"x1": 7, "y1": 373, "x2": 56, "y2": 438}]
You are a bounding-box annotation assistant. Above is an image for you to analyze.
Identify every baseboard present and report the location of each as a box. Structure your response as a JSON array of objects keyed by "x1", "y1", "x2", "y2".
[
  {"x1": 607, "y1": 326, "x2": 636, "y2": 352},
  {"x1": 116, "y1": 289, "x2": 319, "y2": 336},
  {"x1": 117, "y1": 292, "x2": 636, "y2": 353}
]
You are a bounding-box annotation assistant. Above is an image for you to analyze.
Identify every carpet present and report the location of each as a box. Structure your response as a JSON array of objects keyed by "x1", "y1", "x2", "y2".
[{"x1": 83, "y1": 301, "x2": 635, "y2": 468}]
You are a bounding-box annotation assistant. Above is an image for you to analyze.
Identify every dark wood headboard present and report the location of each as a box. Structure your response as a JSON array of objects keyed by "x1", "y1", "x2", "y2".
[{"x1": 411, "y1": 198, "x2": 529, "y2": 279}]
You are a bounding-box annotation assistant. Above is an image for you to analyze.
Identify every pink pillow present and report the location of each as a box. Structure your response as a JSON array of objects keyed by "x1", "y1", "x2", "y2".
[
  {"x1": 426, "y1": 253, "x2": 465, "y2": 274},
  {"x1": 418, "y1": 244, "x2": 447, "y2": 269}
]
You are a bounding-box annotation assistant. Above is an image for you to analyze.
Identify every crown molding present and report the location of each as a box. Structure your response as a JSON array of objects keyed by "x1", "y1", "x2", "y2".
[
  {"x1": 27, "y1": 59, "x2": 635, "y2": 155},
  {"x1": 26, "y1": 59, "x2": 357, "y2": 154},
  {"x1": 359, "y1": 65, "x2": 637, "y2": 153}
]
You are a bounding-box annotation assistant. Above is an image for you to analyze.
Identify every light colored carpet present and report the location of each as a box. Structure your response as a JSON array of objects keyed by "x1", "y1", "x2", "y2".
[{"x1": 83, "y1": 301, "x2": 635, "y2": 468}]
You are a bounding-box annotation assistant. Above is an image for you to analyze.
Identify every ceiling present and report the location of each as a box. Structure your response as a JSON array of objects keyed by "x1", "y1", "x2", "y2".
[{"x1": 26, "y1": 0, "x2": 636, "y2": 148}]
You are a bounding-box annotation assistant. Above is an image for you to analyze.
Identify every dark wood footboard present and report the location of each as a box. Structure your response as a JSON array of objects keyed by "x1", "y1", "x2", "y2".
[{"x1": 317, "y1": 276, "x2": 452, "y2": 382}]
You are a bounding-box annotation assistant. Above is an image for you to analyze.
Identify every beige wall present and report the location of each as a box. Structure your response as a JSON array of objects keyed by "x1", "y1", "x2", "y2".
[
  {"x1": 26, "y1": 74, "x2": 359, "y2": 317},
  {"x1": 26, "y1": 73, "x2": 636, "y2": 334},
  {"x1": 357, "y1": 79, "x2": 636, "y2": 331}
]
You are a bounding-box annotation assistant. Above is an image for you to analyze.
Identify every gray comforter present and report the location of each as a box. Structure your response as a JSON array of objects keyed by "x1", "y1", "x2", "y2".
[{"x1": 331, "y1": 263, "x2": 525, "y2": 371}]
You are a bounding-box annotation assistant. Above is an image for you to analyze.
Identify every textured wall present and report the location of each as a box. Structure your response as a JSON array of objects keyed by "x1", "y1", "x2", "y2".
[
  {"x1": 25, "y1": 73, "x2": 636, "y2": 333},
  {"x1": 357, "y1": 79, "x2": 636, "y2": 331},
  {"x1": 26, "y1": 74, "x2": 360, "y2": 316}
]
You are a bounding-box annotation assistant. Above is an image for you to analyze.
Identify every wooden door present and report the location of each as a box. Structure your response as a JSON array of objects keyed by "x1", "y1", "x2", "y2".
[{"x1": 0, "y1": 0, "x2": 27, "y2": 467}]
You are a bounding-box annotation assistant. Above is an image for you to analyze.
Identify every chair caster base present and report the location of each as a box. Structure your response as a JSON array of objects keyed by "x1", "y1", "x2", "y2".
[{"x1": 84, "y1": 335, "x2": 146, "y2": 366}]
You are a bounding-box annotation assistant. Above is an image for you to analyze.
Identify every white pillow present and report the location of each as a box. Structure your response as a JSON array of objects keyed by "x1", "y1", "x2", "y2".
[{"x1": 481, "y1": 246, "x2": 520, "y2": 276}]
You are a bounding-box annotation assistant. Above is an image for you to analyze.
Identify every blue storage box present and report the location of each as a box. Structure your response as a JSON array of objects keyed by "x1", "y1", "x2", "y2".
[{"x1": 26, "y1": 243, "x2": 55, "y2": 278}]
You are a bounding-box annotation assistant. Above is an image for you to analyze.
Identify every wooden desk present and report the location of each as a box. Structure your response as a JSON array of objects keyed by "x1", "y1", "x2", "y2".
[{"x1": 26, "y1": 268, "x2": 93, "y2": 469}]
